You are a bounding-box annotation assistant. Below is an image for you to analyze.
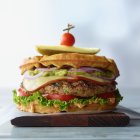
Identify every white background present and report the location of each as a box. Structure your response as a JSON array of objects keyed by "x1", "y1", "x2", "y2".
[{"x1": 0, "y1": 0, "x2": 140, "y2": 89}]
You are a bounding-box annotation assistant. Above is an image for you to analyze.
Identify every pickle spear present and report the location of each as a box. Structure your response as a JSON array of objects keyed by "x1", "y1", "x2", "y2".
[{"x1": 36, "y1": 45, "x2": 100, "y2": 55}]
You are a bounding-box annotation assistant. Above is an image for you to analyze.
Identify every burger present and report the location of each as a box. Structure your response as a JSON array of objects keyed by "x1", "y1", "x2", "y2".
[{"x1": 13, "y1": 46, "x2": 123, "y2": 113}]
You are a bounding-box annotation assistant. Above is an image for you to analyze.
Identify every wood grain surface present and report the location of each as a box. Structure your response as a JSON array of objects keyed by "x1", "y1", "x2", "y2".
[{"x1": 11, "y1": 112, "x2": 130, "y2": 127}]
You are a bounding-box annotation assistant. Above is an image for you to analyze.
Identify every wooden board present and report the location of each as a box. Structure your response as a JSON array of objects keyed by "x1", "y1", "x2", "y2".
[{"x1": 11, "y1": 112, "x2": 130, "y2": 127}]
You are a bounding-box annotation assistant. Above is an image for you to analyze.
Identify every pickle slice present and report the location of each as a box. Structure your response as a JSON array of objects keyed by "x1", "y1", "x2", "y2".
[{"x1": 36, "y1": 45, "x2": 100, "y2": 55}]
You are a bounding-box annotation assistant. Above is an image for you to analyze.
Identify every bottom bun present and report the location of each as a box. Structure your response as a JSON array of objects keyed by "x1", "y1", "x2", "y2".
[{"x1": 16, "y1": 101, "x2": 117, "y2": 114}]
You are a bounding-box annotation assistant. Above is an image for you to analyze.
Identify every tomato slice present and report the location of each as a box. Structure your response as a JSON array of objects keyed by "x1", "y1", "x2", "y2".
[
  {"x1": 46, "y1": 94, "x2": 76, "y2": 101},
  {"x1": 18, "y1": 88, "x2": 30, "y2": 97},
  {"x1": 46, "y1": 92, "x2": 115, "y2": 101},
  {"x1": 96, "y1": 92, "x2": 115, "y2": 99}
]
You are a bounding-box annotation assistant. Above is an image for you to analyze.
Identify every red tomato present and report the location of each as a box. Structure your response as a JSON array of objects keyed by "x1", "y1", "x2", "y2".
[
  {"x1": 47, "y1": 94, "x2": 76, "y2": 101},
  {"x1": 60, "y1": 33, "x2": 75, "y2": 46},
  {"x1": 18, "y1": 88, "x2": 30, "y2": 97},
  {"x1": 96, "y1": 92, "x2": 115, "y2": 99}
]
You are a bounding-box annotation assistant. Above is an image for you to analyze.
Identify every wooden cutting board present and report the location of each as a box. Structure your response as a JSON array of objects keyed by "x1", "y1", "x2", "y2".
[{"x1": 11, "y1": 112, "x2": 130, "y2": 127}]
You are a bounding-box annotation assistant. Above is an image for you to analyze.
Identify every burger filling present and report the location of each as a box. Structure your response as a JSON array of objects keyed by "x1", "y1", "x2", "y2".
[{"x1": 13, "y1": 67, "x2": 123, "y2": 111}]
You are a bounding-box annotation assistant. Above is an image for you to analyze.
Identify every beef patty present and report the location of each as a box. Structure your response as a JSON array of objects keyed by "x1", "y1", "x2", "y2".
[{"x1": 38, "y1": 80, "x2": 116, "y2": 97}]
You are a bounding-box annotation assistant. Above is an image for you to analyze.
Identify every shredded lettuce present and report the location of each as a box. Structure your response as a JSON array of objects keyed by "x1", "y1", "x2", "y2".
[{"x1": 13, "y1": 89, "x2": 123, "y2": 111}]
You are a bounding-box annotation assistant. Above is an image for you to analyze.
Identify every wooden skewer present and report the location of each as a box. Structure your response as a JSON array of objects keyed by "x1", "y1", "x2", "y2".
[{"x1": 63, "y1": 24, "x2": 75, "y2": 32}]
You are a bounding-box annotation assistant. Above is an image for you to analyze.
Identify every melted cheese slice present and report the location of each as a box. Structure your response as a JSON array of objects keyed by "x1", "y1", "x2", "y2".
[
  {"x1": 23, "y1": 75, "x2": 111, "y2": 92},
  {"x1": 23, "y1": 76, "x2": 70, "y2": 92}
]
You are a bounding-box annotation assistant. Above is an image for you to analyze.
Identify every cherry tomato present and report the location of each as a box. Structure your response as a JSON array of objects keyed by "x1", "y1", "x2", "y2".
[
  {"x1": 46, "y1": 94, "x2": 76, "y2": 101},
  {"x1": 96, "y1": 92, "x2": 115, "y2": 99},
  {"x1": 18, "y1": 88, "x2": 30, "y2": 97},
  {"x1": 60, "y1": 33, "x2": 75, "y2": 46}
]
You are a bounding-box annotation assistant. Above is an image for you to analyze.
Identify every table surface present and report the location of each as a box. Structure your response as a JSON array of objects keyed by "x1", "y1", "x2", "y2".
[{"x1": 0, "y1": 88, "x2": 140, "y2": 140}]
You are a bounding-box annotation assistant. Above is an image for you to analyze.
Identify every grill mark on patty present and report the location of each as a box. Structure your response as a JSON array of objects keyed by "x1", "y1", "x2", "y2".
[{"x1": 38, "y1": 80, "x2": 116, "y2": 97}]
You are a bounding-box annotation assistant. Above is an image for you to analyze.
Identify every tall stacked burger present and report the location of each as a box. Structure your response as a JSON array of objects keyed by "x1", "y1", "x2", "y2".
[{"x1": 13, "y1": 24, "x2": 123, "y2": 113}]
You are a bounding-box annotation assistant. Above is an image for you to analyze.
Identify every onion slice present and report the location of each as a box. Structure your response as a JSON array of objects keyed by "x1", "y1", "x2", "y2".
[
  {"x1": 36, "y1": 67, "x2": 57, "y2": 71},
  {"x1": 69, "y1": 69, "x2": 85, "y2": 72},
  {"x1": 69, "y1": 67, "x2": 115, "y2": 81},
  {"x1": 78, "y1": 67, "x2": 116, "y2": 80},
  {"x1": 23, "y1": 71, "x2": 43, "y2": 80},
  {"x1": 78, "y1": 67, "x2": 103, "y2": 73}
]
